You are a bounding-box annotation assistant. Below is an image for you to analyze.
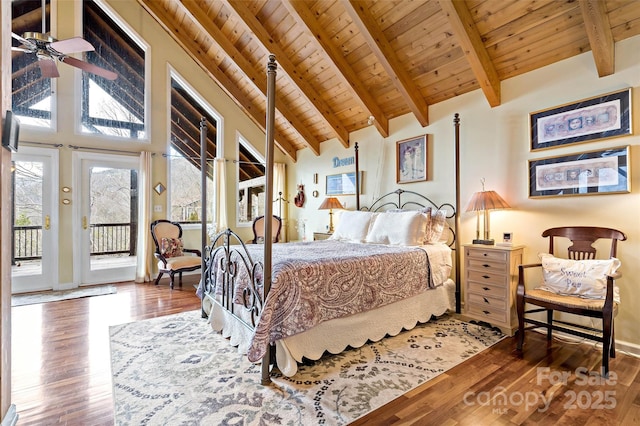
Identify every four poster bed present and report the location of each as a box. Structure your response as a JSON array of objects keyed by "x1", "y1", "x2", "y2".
[{"x1": 199, "y1": 56, "x2": 462, "y2": 383}]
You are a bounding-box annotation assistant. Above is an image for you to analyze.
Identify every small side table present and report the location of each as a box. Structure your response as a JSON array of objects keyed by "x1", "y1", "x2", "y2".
[{"x1": 313, "y1": 232, "x2": 333, "y2": 241}]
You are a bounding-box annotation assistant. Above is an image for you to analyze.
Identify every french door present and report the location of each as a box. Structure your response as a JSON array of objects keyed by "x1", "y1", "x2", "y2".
[
  {"x1": 73, "y1": 152, "x2": 138, "y2": 285},
  {"x1": 11, "y1": 147, "x2": 59, "y2": 293}
]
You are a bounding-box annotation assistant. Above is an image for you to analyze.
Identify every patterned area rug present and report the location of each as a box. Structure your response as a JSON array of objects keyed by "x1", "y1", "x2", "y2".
[
  {"x1": 110, "y1": 311, "x2": 504, "y2": 425},
  {"x1": 11, "y1": 285, "x2": 117, "y2": 307}
]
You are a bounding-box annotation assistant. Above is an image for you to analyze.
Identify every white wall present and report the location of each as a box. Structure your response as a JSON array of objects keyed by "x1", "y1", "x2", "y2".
[{"x1": 288, "y1": 35, "x2": 640, "y2": 350}]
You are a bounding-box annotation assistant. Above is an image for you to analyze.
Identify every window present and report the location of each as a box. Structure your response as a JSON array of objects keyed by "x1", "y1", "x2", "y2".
[
  {"x1": 81, "y1": 0, "x2": 146, "y2": 138},
  {"x1": 237, "y1": 135, "x2": 265, "y2": 225},
  {"x1": 11, "y1": 0, "x2": 53, "y2": 128},
  {"x1": 168, "y1": 72, "x2": 220, "y2": 225}
]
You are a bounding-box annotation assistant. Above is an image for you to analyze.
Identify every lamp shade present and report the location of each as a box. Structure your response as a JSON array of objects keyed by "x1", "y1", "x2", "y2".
[
  {"x1": 318, "y1": 197, "x2": 343, "y2": 210},
  {"x1": 465, "y1": 190, "x2": 510, "y2": 212}
]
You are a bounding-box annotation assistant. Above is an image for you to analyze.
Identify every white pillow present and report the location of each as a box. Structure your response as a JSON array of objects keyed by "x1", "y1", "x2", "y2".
[
  {"x1": 365, "y1": 211, "x2": 428, "y2": 246},
  {"x1": 537, "y1": 253, "x2": 621, "y2": 302},
  {"x1": 329, "y1": 210, "x2": 377, "y2": 243}
]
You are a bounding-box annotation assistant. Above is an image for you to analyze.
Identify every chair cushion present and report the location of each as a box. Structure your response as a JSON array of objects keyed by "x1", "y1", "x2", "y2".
[
  {"x1": 160, "y1": 237, "x2": 184, "y2": 258},
  {"x1": 526, "y1": 288, "x2": 619, "y2": 312},
  {"x1": 158, "y1": 255, "x2": 201, "y2": 271},
  {"x1": 537, "y1": 253, "x2": 621, "y2": 302}
]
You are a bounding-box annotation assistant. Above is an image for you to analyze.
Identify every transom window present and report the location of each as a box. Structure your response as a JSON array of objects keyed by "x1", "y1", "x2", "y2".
[
  {"x1": 11, "y1": 0, "x2": 53, "y2": 128},
  {"x1": 81, "y1": 0, "x2": 146, "y2": 138}
]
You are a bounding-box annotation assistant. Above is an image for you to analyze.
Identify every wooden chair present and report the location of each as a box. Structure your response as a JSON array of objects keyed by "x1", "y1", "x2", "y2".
[
  {"x1": 250, "y1": 215, "x2": 282, "y2": 244},
  {"x1": 150, "y1": 219, "x2": 202, "y2": 289},
  {"x1": 516, "y1": 226, "x2": 626, "y2": 376}
]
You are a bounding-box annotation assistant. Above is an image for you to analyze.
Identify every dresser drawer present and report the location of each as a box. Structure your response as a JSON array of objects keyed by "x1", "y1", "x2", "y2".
[
  {"x1": 467, "y1": 269, "x2": 509, "y2": 287},
  {"x1": 465, "y1": 248, "x2": 507, "y2": 263},
  {"x1": 467, "y1": 281, "x2": 508, "y2": 299},
  {"x1": 468, "y1": 293, "x2": 507, "y2": 311},
  {"x1": 467, "y1": 303, "x2": 508, "y2": 324},
  {"x1": 466, "y1": 258, "x2": 508, "y2": 274}
]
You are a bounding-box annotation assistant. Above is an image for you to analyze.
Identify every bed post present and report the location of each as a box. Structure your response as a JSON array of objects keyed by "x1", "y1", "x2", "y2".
[
  {"x1": 261, "y1": 54, "x2": 277, "y2": 385},
  {"x1": 200, "y1": 117, "x2": 208, "y2": 273},
  {"x1": 355, "y1": 142, "x2": 360, "y2": 210},
  {"x1": 453, "y1": 113, "x2": 461, "y2": 314}
]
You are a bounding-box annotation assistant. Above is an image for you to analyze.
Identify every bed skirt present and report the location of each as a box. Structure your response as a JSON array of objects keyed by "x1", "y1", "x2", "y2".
[{"x1": 205, "y1": 279, "x2": 456, "y2": 377}]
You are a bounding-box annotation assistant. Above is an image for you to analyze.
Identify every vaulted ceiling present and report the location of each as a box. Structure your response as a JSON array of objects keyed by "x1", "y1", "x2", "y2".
[{"x1": 137, "y1": 0, "x2": 640, "y2": 162}]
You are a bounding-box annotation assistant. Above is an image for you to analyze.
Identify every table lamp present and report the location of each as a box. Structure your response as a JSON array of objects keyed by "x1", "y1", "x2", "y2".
[
  {"x1": 466, "y1": 180, "x2": 510, "y2": 245},
  {"x1": 318, "y1": 197, "x2": 343, "y2": 233}
]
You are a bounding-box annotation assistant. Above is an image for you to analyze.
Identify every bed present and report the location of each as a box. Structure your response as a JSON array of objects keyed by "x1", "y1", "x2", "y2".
[
  {"x1": 199, "y1": 56, "x2": 463, "y2": 383},
  {"x1": 199, "y1": 190, "x2": 458, "y2": 379}
]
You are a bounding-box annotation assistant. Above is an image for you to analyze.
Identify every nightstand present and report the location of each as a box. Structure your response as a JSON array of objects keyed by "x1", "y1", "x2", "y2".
[
  {"x1": 313, "y1": 232, "x2": 333, "y2": 241},
  {"x1": 463, "y1": 244, "x2": 524, "y2": 336}
]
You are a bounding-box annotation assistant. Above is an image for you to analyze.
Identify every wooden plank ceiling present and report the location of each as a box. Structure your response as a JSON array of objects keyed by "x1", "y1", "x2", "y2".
[{"x1": 136, "y1": 0, "x2": 640, "y2": 162}]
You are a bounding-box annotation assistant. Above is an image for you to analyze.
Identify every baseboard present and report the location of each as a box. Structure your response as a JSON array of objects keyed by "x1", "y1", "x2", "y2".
[{"x1": 1, "y1": 404, "x2": 18, "y2": 426}]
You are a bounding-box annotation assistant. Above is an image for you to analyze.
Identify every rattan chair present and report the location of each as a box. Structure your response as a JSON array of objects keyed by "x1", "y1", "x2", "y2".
[{"x1": 516, "y1": 226, "x2": 626, "y2": 376}]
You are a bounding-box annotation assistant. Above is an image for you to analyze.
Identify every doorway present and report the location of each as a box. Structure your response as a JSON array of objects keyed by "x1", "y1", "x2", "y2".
[
  {"x1": 73, "y1": 152, "x2": 138, "y2": 285},
  {"x1": 11, "y1": 147, "x2": 59, "y2": 293}
]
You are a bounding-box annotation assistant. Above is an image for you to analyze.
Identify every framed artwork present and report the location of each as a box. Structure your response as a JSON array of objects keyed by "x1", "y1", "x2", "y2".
[
  {"x1": 528, "y1": 146, "x2": 629, "y2": 198},
  {"x1": 530, "y1": 88, "x2": 632, "y2": 151},
  {"x1": 326, "y1": 171, "x2": 363, "y2": 195},
  {"x1": 396, "y1": 134, "x2": 427, "y2": 183}
]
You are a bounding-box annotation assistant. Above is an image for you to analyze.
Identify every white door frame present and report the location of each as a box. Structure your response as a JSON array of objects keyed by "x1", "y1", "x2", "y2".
[
  {"x1": 72, "y1": 151, "x2": 139, "y2": 286},
  {"x1": 11, "y1": 147, "x2": 60, "y2": 293}
]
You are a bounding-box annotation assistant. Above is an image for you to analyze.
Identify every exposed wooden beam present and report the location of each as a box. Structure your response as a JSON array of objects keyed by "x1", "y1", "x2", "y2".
[
  {"x1": 281, "y1": 0, "x2": 389, "y2": 138},
  {"x1": 343, "y1": 0, "x2": 429, "y2": 127},
  {"x1": 136, "y1": 0, "x2": 297, "y2": 162},
  {"x1": 438, "y1": 0, "x2": 501, "y2": 107},
  {"x1": 226, "y1": 0, "x2": 350, "y2": 148},
  {"x1": 579, "y1": 0, "x2": 615, "y2": 77},
  {"x1": 179, "y1": 0, "x2": 321, "y2": 156}
]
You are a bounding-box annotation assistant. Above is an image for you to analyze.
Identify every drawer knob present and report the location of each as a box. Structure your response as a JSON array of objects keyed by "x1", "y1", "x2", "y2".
[
  {"x1": 483, "y1": 253, "x2": 488, "y2": 256},
  {"x1": 483, "y1": 310, "x2": 490, "y2": 315},
  {"x1": 482, "y1": 275, "x2": 490, "y2": 279},
  {"x1": 483, "y1": 287, "x2": 490, "y2": 291},
  {"x1": 482, "y1": 264, "x2": 490, "y2": 268},
  {"x1": 483, "y1": 297, "x2": 489, "y2": 303}
]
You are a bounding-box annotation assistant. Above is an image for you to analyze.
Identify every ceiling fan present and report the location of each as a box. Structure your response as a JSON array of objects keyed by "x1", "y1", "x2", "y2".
[{"x1": 11, "y1": 0, "x2": 117, "y2": 81}]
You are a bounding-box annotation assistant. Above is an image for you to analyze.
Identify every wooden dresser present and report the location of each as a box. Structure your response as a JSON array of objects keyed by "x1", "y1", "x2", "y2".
[{"x1": 463, "y1": 244, "x2": 524, "y2": 335}]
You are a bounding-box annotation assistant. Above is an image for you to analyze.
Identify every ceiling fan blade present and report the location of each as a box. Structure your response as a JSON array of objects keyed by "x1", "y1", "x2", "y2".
[
  {"x1": 60, "y1": 56, "x2": 117, "y2": 80},
  {"x1": 11, "y1": 32, "x2": 36, "y2": 51},
  {"x1": 38, "y1": 58, "x2": 60, "y2": 78},
  {"x1": 50, "y1": 37, "x2": 95, "y2": 54},
  {"x1": 12, "y1": 46, "x2": 33, "y2": 54}
]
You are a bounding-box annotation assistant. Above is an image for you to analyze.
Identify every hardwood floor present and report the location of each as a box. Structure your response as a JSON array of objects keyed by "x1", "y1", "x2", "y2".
[
  {"x1": 11, "y1": 277, "x2": 201, "y2": 425},
  {"x1": 11, "y1": 279, "x2": 640, "y2": 425}
]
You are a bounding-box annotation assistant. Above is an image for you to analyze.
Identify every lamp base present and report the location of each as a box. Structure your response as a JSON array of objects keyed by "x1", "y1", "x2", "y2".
[{"x1": 472, "y1": 239, "x2": 495, "y2": 245}]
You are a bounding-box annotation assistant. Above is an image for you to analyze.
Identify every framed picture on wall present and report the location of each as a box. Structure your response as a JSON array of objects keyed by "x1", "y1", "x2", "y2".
[
  {"x1": 528, "y1": 146, "x2": 629, "y2": 198},
  {"x1": 530, "y1": 88, "x2": 632, "y2": 151},
  {"x1": 396, "y1": 134, "x2": 427, "y2": 184},
  {"x1": 326, "y1": 171, "x2": 364, "y2": 195}
]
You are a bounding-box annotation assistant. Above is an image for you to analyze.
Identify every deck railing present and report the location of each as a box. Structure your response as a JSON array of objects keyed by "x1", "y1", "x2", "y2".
[{"x1": 12, "y1": 222, "x2": 137, "y2": 264}]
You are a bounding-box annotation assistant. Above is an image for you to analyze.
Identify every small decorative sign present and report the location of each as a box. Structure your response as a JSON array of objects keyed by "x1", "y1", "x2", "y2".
[{"x1": 332, "y1": 156, "x2": 355, "y2": 168}]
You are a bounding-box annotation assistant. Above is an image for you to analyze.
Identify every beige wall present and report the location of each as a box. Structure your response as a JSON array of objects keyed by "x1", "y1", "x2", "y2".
[{"x1": 288, "y1": 35, "x2": 640, "y2": 351}]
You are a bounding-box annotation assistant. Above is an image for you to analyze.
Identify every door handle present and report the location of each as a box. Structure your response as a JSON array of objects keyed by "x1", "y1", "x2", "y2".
[
  {"x1": 44, "y1": 215, "x2": 50, "y2": 230},
  {"x1": 82, "y1": 216, "x2": 88, "y2": 230}
]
